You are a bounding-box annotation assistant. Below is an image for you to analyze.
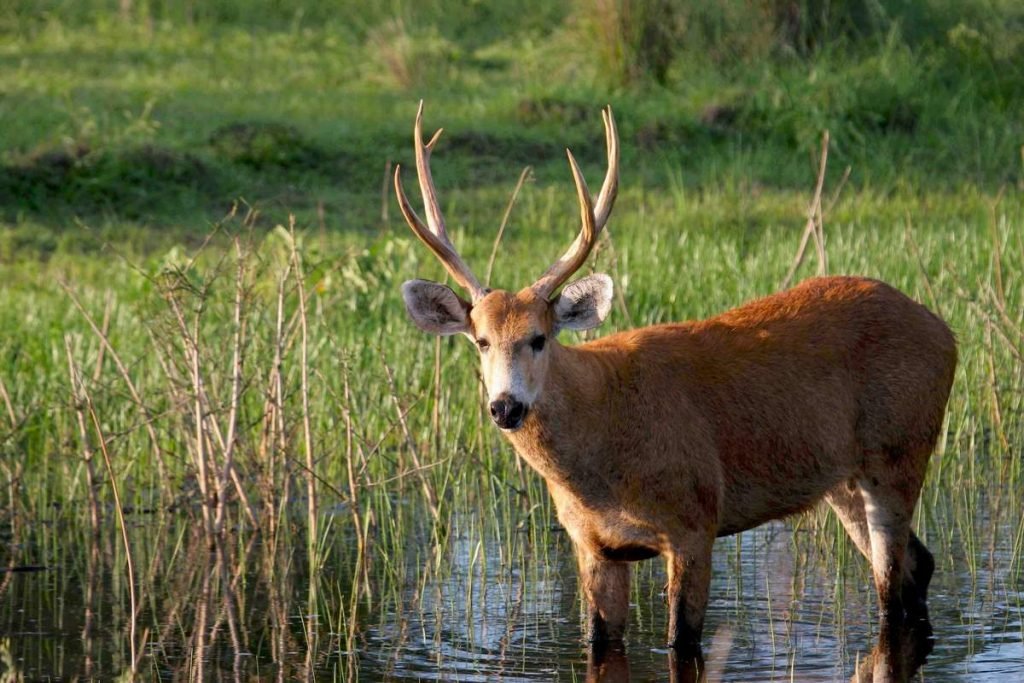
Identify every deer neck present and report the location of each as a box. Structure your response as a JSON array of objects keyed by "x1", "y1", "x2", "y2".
[{"x1": 504, "y1": 341, "x2": 615, "y2": 486}]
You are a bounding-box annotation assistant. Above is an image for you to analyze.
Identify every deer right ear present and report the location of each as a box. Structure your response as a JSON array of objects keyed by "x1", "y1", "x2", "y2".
[{"x1": 401, "y1": 279, "x2": 472, "y2": 336}]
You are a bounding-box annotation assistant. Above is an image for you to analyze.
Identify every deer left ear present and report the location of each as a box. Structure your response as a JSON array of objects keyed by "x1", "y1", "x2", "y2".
[{"x1": 553, "y1": 273, "x2": 613, "y2": 332}]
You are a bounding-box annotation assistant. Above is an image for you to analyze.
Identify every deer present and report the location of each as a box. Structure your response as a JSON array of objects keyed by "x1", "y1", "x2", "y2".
[{"x1": 393, "y1": 102, "x2": 957, "y2": 654}]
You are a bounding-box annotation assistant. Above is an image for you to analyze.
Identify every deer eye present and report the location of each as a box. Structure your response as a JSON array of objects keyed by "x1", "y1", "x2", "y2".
[
  {"x1": 530, "y1": 335, "x2": 547, "y2": 353},
  {"x1": 476, "y1": 338, "x2": 490, "y2": 352}
]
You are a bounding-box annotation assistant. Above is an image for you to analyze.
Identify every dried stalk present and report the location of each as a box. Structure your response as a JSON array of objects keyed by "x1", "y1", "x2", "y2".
[
  {"x1": 381, "y1": 159, "x2": 393, "y2": 223},
  {"x1": 91, "y1": 291, "x2": 113, "y2": 382},
  {"x1": 599, "y1": 228, "x2": 634, "y2": 328},
  {"x1": 485, "y1": 166, "x2": 532, "y2": 286},
  {"x1": 259, "y1": 260, "x2": 293, "y2": 547},
  {"x1": 381, "y1": 353, "x2": 441, "y2": 523},
  {"x1": 163, "y1": 287, "x2": 215, "y2": 537},
  {"x1": 0, "y1": 376, "x2": 15, "y2": 427},
  {"x1": 342, "y1": 367, "x2": 365, "y2": 555},
  {"x1": 781, "y1": 130, "x2": 833, "y2": 290},
  {"x1": 214, "y1": 238, "x2": 248, "y2": 535},
  {"x1": 903, "y1": 222, "x2": 941, "y2": 316},
  {"x1": 82, "y1": 369, "x2": 141, "y2": 675},
  {"x1": 0, "y1": 376, "x2": 22, "y2": 544},
  {"x1": 163, "y1": 267, "x2": 259, "y2": 535},
  {"x1": 65, "y1": 336, "x2": 101, "y2": 532},
  {"x1": 431, "y1": 336, "x2": 443, "y2": 459},
  {"x1": 60, "y1": 281, "x2": 168, "y2": 489},
  {"x1": 984, "y1": 320, "x2": 1010, "y2": 453},
  {"x1": 289, "y1": 218, "x2": 319, "y2": 556}
]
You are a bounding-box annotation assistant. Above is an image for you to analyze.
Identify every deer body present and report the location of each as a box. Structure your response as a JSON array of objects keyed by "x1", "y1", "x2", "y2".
[
  {"x1": 394, "y1": 103, "x2": 956, "y2": 652},
  {"x1": 517, "y1": 275, "x2": 955, "y2": 543}
]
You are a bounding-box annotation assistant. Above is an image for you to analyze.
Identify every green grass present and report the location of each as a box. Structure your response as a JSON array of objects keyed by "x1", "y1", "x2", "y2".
[
  {"x1": 1, "y1": 1, "x2": 1023, "y2": 679},
  {"x1": 1, "y1": 1, "x2": 1022, "y2": 247}
]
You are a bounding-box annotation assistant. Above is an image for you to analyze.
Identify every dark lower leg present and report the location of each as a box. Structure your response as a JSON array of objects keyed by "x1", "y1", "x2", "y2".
[
  {"x1": 586, "y1": 640, "x2": 628, "y2": 683},
  {"x1": 906, "y1": 533, "x2": 934, "y2": 594},
  {"x1": 827, "y1": 481, "x2": 935, "y2": 617},
  {"x1": 577, "y1": 550, "x2": 630, "y2": 644},
  {"x1": 666, "y1": 540, "x2": 713, "y2": 654},
  {"x1": 902, "y1": 532, "x2": 934, "y2": 616},
  {"x1": 858, "y1": 476, "x2": 917, "y2": 631},
  {"x1": 668, "y1": 648, "x2": 706, "y2": 683}
]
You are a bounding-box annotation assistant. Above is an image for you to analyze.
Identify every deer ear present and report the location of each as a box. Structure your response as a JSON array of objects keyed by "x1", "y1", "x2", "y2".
[
  {"x1": 553, "y1": 273, "x2": 613, "y2": 332},
  {"x1": 401, "y1": 280, "x2": 471, "y2": 336}
]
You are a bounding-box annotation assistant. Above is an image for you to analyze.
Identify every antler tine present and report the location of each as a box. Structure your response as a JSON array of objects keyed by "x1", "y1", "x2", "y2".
[
  {"x1": 396, "y1": 101, "x2": 487, "y2": 301},
  {"x1": 595, "y1": 106, "x2": 619, "y2": 227},
  {"x1": 532, "y1": 106, "x2": 620, "y2": 299}
]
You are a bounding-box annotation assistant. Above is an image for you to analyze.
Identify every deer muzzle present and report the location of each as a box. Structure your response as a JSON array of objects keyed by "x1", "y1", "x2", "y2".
[{"x1": 489, "y1": 394, "x2": 528, "y2": 431}]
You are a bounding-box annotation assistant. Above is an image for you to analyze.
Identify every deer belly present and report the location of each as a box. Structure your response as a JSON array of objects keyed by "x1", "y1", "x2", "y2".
[
  {"x1": 556, "y1": 498, "x2": 663, "y2": 562},
  {"x1": 717, "y1": 464, "x2": 851, "y2": 535},
  {"x1": 588, "y1": 519, "x2": 662, "y2": 562},
  {"x1": 596, "y1": 542, "x2": 661, "y2": 562}
]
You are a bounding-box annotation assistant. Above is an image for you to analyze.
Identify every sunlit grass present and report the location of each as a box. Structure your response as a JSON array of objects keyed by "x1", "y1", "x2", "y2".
[
  {"x1": 1, "y1": 180, "x2": 1021, "y2": 673},
  {"x1": 1, "y1": 2, "x2": 1023, "y2": 678}
]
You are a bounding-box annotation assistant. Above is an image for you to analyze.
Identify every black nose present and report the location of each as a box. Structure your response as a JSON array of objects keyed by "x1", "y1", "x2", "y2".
[{"x1": 489, "y1": 394, "x2": 528, "y2": 430}]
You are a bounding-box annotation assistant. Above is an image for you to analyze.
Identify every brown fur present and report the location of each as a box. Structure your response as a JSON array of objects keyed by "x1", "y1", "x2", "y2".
[{"x1": 468, "y1": 275, "x2": 956, "y2": 649}]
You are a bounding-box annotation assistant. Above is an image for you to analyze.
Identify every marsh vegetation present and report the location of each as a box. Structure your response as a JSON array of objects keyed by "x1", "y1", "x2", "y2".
[{"x1": 1, "y1": 1, "x2": 1022, "y2": 679}]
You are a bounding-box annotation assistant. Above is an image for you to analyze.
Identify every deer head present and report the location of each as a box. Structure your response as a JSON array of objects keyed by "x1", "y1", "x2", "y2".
[{"x1": 396, "y1": 102, "x2": 619, "y2": 430}]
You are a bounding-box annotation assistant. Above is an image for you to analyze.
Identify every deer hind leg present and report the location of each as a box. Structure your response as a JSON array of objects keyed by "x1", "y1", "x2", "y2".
[
  {"x1": 577, "y1": 548, "x2": 630, "y2": 644},
  {"x1": 826, "y1": 479, "x2": 934, "y2": 614},
  {"x1": 826, "y1": 479, "x2": 875, "y2": 559},
  {"x1": 858, "y1": 480, "x2": 910, "y2": 630},
  {"x1": 904, "y1": 532, "x2": 935, "y2": 611},
  {"x1": 856, "y1": 445, "x2": 932, "y2": 629}
]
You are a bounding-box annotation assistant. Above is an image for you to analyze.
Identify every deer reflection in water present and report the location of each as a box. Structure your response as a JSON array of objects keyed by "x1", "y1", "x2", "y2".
[
  {"x1": 586, "y1": 617, "x2": 935, "y2": 683},
  {"x1": 851, "y1": 616, "x2": 935, "y2": 683}
]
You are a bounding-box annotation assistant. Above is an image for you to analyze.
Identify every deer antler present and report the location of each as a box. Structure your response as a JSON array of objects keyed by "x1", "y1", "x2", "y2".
[
  {"x1": 394, "y1": 101, "x2": 488, "y2": 302},
  {"x1": 531, "y1": 106, "x2": 619, "y2": 300}
]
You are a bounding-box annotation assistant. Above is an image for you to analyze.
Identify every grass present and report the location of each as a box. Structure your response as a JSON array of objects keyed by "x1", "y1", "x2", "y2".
[{"x1": 0, "y1": 1, "x2": 1023, "y2": 679}]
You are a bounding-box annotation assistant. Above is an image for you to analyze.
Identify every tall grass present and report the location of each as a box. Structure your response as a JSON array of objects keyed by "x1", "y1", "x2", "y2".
[
  {"x1": 1, "y1": 178, "x2": 1021, "y2": 677},
  {"x1": 0, "y1": 1, "x2": 1022, "y2": 678}
]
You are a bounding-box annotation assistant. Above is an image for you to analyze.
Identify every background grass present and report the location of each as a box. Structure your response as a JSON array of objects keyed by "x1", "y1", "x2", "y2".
[{"x1": 0, "y1": 1, "x2": 1022, "y2": 679}]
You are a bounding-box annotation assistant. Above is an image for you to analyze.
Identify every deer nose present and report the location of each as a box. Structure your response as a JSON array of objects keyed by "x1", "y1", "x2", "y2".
[{"x1": 489, "y1": 394, "x2": 528, "y2": 430}]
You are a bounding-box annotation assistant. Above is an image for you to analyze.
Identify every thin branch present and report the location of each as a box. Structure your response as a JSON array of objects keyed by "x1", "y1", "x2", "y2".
[
  {"x1": 290, "y1": 217, "x2": 319, "y2": 555},
  {"x1": 0, "y1": 376, "x2": 16, "y2": 428},
  {"x1": 381, "y1": 160, "x2": 393, "y2": 224},
  {"x1": 84, "y1": 374, "x2": 141, "y2": 674},
  {"x1": 380, "y1": 352, "x2": 440, "y2": 524},
  {"x1": 903, "y1": 220, "x2": 940, "y2": 317},
  {"x1": 60, "y1": 280, "x2": 168, "y2": 487},
  {"x1": 65, "y1": 336, "x2": 101, "y2": 532},
  {"x1": 781, "y1": 130, "x2": 831, "y2": 290},
  {"x1": 215, "y1": 238, "x2": 248, "y2": 535},
  {"x1": 486, "y1": 166, "x2": 532, "y2": 286}
]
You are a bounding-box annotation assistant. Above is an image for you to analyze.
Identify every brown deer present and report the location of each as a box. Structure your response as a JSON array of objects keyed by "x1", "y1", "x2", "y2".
[{"x1": 394, "y1": 102, "x2": 957, "y2": 653}]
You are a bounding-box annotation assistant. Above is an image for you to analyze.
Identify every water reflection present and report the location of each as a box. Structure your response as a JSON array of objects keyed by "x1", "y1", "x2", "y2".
[
  {"x1": 589, "y1": 648, "x2": 715, "y2": 683},
  {"x1": 585, "y1": 618, "x2": 934, "y2": 683},
  {"x1": 0, "y1": 508, "x2": 1020, "y2": 680},
  {"x1": 850, "y1": 617, "x2": 934, "y2": 683}
]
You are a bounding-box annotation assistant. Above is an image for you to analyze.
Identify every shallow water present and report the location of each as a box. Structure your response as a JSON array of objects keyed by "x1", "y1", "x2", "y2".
[{"x1": 1, "y1": 497, "x2": 1021, "y2": 681}]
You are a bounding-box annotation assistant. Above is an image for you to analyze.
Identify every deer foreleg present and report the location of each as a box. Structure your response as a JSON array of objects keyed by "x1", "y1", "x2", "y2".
[
  {"x1": 577, "y1": 548, "x2": 630, "y2": 644},
  {"x1": 666, "y1": 533, "x2": 715, "y2": 654}
]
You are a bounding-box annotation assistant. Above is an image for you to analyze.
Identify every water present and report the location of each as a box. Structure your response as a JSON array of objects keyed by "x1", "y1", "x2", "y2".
[{"x1": 1, "y1": 498, "x2": 1021, "y2": 681}]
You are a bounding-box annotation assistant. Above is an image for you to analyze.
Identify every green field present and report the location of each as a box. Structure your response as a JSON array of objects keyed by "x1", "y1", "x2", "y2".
[{"x1": 1, "y1": 1, "x2": 1023, "y2": 679}]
